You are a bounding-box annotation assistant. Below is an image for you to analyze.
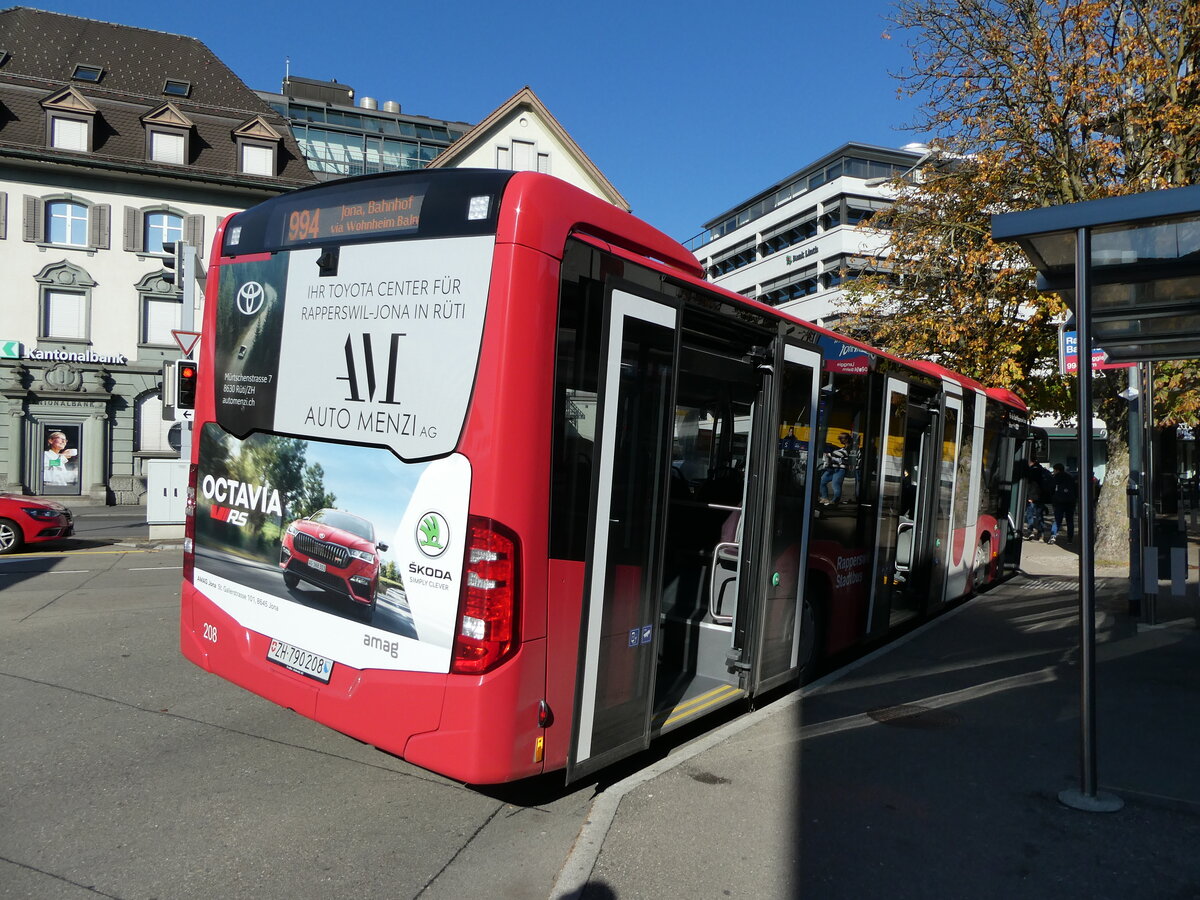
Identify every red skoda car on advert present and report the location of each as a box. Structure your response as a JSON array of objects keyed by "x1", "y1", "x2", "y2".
[
  {"x1": 280, "y1": 508, "x2": 388, "y2": 612},
  {"x1": 0, "y1": 494, "x2": 74, "y2": 554}
]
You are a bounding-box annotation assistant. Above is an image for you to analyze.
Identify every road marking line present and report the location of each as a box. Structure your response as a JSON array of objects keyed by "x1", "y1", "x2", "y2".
[
  {"x1": 131, "y1": 566, "x2": 182, "y2": 571},
  {"x1": 0, "y1": 569, "x2": 88, "y2": 575},
  {"x1": 0, "y1": 548, "x2": 162, "y2": 558}
]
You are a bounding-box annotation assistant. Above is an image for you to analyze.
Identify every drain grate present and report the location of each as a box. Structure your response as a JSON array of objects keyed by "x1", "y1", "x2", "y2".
[{"x1": 1018, "y1": 578, "x2": 1076, "y2": 592}]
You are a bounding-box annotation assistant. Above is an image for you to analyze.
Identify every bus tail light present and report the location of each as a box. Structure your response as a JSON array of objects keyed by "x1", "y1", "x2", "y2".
[
  {"x1": 182, "y1": 463, "x2": 197, "y2": 583},
  {"x1": 451, "y1": 516, "x2": 519, "y2": 675}
]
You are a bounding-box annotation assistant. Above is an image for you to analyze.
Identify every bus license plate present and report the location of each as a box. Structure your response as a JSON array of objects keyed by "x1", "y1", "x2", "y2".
[
  {"x1": 306, "y1": 558, "x2": 327, "y2": 572},
  {"x1": 267, "y1": 638, "x2": 333, "y2": 683}
]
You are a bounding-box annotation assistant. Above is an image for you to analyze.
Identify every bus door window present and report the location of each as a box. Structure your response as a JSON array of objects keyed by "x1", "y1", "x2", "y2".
[
  {"x1": 954, "y1": 392, "x2": 986, "y2": 590},
  {"x1": 807, "y1": 362, "x2": 873, "y2": 657},
  {"x1": 868, "y1": 380, "x2": 924, "y2": 632},
  {"x1": 703, "y1": 396, "x2": 752, "y2": 625},
  {"x1": 655, "y1": 336, "x2": 762, "y2": 722},
  {"x1": 571, "y1": 290, "x2": 677, "y2": 779},
  {"x1": 932, "y1": 394, "x2": 963, "y2": 605},
  {"x1": 755, "y1": 345, "x2": 820, "y2": 686},
  {"x1": 1000, "y1": 421, "x2": 1040, "y2": 571},
  {"x1": 898, "y1": 395, "x2": 940, "y2": 613}
]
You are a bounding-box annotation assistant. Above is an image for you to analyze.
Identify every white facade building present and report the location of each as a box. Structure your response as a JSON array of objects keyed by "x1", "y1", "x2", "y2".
[
  {"x1": 0, "y1": 8, "x2": 313, "y2": 504},
  {"x1": 429, "y1": 86, "x2": 628, "y2": 210},
  {"x1": 690, "y1": 143, "x2": 926, "y2": 325}
]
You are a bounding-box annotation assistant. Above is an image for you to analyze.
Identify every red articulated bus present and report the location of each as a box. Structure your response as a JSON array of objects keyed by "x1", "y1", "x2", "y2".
[{"x1": 180, "y1": 169, "x2": 1031, "y2": 784}]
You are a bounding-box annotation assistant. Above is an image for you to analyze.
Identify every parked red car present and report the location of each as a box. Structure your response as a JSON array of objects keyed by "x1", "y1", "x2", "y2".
[
  {"x1": 280, "y1": 508, "x2": 387, "y2": 611},
  {"x1": 0, "y1": 494, "x2": 74, "y2": 554}
]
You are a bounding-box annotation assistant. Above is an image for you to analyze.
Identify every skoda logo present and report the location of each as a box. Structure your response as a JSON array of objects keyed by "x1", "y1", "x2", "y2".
[
  {"x1": 237, "y1": 281, "x2": 266, "y2": 316},
  {"x1": 416, "y1": 512, "x2": 449, "y2": 558}
]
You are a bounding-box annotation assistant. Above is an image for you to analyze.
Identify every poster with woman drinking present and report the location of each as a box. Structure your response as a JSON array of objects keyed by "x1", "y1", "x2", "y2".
[{"x1": 42, "y1": 425, "x2": 81, "y2": 495}]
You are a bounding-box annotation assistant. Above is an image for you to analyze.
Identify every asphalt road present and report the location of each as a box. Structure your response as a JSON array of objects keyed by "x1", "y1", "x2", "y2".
[{"x1": 0, "y1": 545, "x2": 595, "y2": 899}]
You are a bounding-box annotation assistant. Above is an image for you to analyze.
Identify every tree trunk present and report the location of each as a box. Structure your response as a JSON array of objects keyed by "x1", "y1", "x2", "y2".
[{"x1": 1094, "y1": 434, "x2": 1131, "y2": 565}]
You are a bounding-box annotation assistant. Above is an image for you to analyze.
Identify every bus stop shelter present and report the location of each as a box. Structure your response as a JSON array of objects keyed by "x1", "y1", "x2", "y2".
[{"x1": 992, "y1": 186, "x2": 1200, "y2": 812}]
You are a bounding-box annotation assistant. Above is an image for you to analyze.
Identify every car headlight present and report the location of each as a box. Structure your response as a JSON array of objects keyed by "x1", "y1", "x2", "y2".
[
  {"x1": 347, "y1": 548, "x2": 375, "y2": 564},
  {"x1": 286, "y1": 523, "x2": 298, "y2": 536},
  {"x1": 22, "y1": 507, "x2": 60, "y2": 520}
]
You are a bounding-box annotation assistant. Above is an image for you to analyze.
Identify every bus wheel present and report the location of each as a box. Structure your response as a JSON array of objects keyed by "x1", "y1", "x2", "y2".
[
  {"x1": 283, "y1": 570, "x2": 299, "y2": 590},
  {"x1": 0, "y1": 518, "x2": 22, "y2": 555},
  {"x1": 972, "y1": 539, "x2": 990, "y2": 593},
  {"x1": 797, "y1": 594, "x2": 822, "y2": 683}
]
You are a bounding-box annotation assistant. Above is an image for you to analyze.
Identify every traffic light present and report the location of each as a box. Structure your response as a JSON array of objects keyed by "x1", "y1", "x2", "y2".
[
  {"x1": 161, "y1": 240, "x2": 186, "y2": 295},
  {"x1": 176, "y1": 359, "x2": 198, "y2": 409}
]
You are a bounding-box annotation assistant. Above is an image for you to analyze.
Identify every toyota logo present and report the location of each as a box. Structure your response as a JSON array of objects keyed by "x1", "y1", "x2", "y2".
[{"x1": 237, "y1": 281, "x2": 266, "y2": 316}]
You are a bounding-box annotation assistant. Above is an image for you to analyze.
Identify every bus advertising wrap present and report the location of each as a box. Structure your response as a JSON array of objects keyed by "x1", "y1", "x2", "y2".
[
  {"x1": 193, "y1": 425, "x2": 470, "y2": 673},
  {"x1": 213, "y1": 235, "x2": 495, "y2": 460},
  {"x1": 197, "y1": 234, "x2": 493, "y2": 673}
]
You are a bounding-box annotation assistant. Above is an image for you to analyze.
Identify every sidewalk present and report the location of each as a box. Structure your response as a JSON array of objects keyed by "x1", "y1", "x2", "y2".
[{"x1": 556, "y1": 539, "x2": 1200, "y2": 899}]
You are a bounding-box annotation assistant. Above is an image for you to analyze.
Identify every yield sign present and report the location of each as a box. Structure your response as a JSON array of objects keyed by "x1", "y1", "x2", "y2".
[{"x1": 172, "y1": 330, "x2": 201, "y2": 356}]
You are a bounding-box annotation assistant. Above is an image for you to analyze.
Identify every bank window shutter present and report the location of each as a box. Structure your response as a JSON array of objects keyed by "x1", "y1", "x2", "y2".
[
  {"x1": 137, "y1": 393, "x2": 174, "y2": 452},
  {"x1": 124, "y1": 206, "x2": 142, "y2": 253},
  {"x1": 241, "y1": 144, "x2": 274, "y2": 176},
  {"x1": 184, "y1": 214, "x2": 204, "y2": 257},
  {"x1": 144, "y1": 297, "x2": 180, "y2": 345},
  {"x1": 51, "y1": 117, "x2": 88, "y2": 152},
  {"x1": 150, "y1": 130, "x2": 186, "y2": 165},
  {"x1": 90, "y1": 203, "x2": 110, "y2": 250},
  {"x1": 45, "y1": 290, "x2": 86, "y2": 339},
  {"x1": 512, "y1": 140, "x2": 534, "y2": 171},
  {"x1": 24, "y1": 195, "x2": 45, "y2": 243}
]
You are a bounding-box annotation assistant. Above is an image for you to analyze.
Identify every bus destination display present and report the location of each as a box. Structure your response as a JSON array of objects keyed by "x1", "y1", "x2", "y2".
[{"x1": 283, "y1": 192, "x2": 425, "y2": 245}]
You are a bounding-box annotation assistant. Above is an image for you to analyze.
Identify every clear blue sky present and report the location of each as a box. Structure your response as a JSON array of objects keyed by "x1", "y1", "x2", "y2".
[{"x1": 29, "y1": 0, "x2": 926, "y2": 241}]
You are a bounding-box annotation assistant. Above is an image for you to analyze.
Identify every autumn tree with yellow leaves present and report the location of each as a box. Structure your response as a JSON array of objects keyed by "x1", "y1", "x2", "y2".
[{"x1": 841, "y1": 0, "x2": 1200, "y2": 560}]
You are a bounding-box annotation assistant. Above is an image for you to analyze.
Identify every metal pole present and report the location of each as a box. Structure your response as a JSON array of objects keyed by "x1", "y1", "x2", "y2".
[
  {"x1": 1059, "y1": 226, "x2": 1122, "y2": 812},
  {"x1": 1127, "y1": 366, "x2": 1142, "y2": 617},
  {"x1": 180, "y1": 243, "x2": 196, "y2": 463},
  {"x1": 1143, "y1": 361, "x2": 1157, "y2": 625}
]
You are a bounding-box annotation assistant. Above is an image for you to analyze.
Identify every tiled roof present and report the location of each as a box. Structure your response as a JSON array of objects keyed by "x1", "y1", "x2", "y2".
[{"x1": 0, "y1": 6, "x2": 314, "y2": 188}]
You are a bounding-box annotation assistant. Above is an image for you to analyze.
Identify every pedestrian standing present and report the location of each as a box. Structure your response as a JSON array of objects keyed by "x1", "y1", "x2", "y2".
[
  {"x1": 1049, "y1": 463, "x2": 1077, "y2": 543},
  {"x1": 1023, "y1": 455, "x2": 1052, "y2": 539},
  {"x1": 819, "y1": 433, "x2": 852, "y2": 505}
]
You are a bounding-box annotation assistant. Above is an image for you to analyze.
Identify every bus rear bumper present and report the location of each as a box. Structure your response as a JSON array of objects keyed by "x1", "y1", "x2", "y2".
[
  {"x1": 403, "y1": 639, "x2": 548, "y2": 785},
  {"x1": 181, "y1": 581, "x2": 441, "y2": 745},
  {"x1": 181, "y1": 581, "x2": 547, "y2": 784}
]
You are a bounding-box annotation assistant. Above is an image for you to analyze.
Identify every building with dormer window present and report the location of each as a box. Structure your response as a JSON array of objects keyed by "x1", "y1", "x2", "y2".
[{"x1": 0, "y1": 6, "x2": 315, "y2": 504}]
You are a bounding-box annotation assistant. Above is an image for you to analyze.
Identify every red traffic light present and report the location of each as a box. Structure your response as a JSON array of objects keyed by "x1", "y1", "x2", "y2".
[{"x1": 177, "y1": 359, "x2": 198, "y2": 409}]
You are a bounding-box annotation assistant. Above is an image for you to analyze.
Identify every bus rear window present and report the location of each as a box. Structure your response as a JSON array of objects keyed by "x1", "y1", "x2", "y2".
[{"x1": 210, "y1": 233, "x2": 496, "y2": 461}]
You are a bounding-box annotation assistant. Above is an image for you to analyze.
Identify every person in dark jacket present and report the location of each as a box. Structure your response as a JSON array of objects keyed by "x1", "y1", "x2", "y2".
[
  {"x1": 1023, "y1": 456, "x2": 1052, "y2": 539},
  {"x1": 1049, "y1": 463, "x2": 1078, "y2": 543}
]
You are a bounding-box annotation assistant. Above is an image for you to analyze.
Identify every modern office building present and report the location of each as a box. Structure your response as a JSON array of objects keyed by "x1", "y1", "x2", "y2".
[
  {"x1": 257, "y1": 76, "x2": 471, "y2": 180},
  {"x1": 689, "y1": 142, "x2": 927, "y2": 325},
  {"x1": 0, "y1": 7, "x2": 314, "y2": 504}
]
